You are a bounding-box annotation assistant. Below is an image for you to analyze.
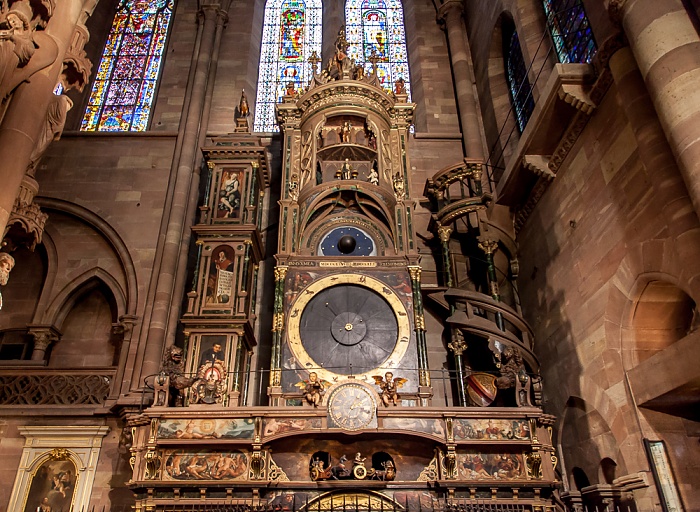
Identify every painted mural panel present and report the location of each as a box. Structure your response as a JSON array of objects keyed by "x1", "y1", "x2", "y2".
[
  {"x1": 163, "y1": 449, "x2": 248, "y2": 480},
  {"x1": 452, "y1": 418, "x2": 530, "y2": 441},
  {"x1": 262, "y1": 417, "x2": 322, "y2": 437},
  {"x1": 158, "y1": 418, "x2": 255, "y2": 440},
  {"x1": 23, "y1": 458, "x2": 77, "y2": 512},
  {"x1": 206, "y1": 247, "x2": 236, "y2": 305},
  {"x1": 382, "y1": 417, "x2": 445, "y2": 438},
  {"x1": 457, "y1": 453, "x2": 525, "y2": 481}
]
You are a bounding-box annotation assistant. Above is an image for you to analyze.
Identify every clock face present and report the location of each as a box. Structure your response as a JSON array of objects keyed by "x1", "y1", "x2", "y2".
[
  {"x1": 328, "y1": 383, "x2": 376, "y2": 430},
  {"x1": 287, "y1": 274, "x2": 411, "y2": 383},
  {"x1": 319, "y1": 226, "x2": 377, "y2": 256}
]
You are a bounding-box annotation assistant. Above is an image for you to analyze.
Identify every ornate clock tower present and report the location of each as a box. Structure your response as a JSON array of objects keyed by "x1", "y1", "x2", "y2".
[{"x1": 270, "y1": 60, "x2": 431, "y2": 407}]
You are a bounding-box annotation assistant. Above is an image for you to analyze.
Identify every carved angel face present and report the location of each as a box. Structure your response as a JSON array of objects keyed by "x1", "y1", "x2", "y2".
[{"x1": 6, "y1": 14, "x2": 23, "y2": 31}]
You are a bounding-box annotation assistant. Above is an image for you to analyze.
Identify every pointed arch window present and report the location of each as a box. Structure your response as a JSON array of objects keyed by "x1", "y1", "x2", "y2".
[
  {"x1": 81, "y1": 0, "x2": 175, "y2": 131},
  {"x1": 345, "y1": 0, "x2": 411, "y2": 98},
  {"x1": 253, "y1": 0, "x2": 322, "y2": 132},
  {"x1": 543, "y1": 0, "x2": 597, "y2": 64},
  {"x1": 505, "y1": 28, "x2": 534, "y2": 133}
]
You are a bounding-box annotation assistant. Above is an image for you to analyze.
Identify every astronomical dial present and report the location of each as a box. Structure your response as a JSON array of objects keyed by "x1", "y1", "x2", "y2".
[
  {"x1": 319, "y1": 226, "x2": 377, "y2": 256},
  {"x1": 328, "y1": 383, "x2": 376, "y2": 430},
  {"x1": 287, "y1": 274, "x2": 411, "y2": 384}
]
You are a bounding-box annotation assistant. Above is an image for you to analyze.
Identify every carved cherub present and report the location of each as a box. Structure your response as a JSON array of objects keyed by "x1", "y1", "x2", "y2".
[
  {"x1": 495, "y1": 347, "x2": 525, "y2": 390},
  {"x1": 372, "y1": 371, "x2": 408, "y2": 407},
  {"x1": 294, "y1": 371, "x2": 331, "y2": 407}
]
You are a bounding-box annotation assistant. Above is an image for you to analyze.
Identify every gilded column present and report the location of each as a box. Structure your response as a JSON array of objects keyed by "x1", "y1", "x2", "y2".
[
  {"x1": 607, "y1": 0, "x2": 700, "y2": 219},
  {"x1": 437, "y1": 0, "x2": 484, "y2": 159},
  {"x1": 408, "y1": 265, "x2": 430, "y2": 388},
  {"x1": 478, "y1": 238, "x2": 504, "y2": 330},
  {"x1": 448, "y1": 328, "x2": 468, "y2": 406},
  {"x1": 437, "y1": 224, "x2": 454, "y2": 288},
  {"x1": 270, "y1": 265, "x2": 288, "y2": 387}
]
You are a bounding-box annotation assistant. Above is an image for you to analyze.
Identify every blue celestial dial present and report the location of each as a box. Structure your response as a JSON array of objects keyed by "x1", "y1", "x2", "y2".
[{"x1": 319, "y1": 226, "x2": 376, "y2": 256}]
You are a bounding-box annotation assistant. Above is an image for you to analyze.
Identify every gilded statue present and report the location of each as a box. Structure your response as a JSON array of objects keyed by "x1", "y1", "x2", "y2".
[
  {"x1": 372, "y1": 371, "x2": 407, "y2": 407},
  {"x1": 295, "y1": 371, "x2": 331, "y2": 407}
]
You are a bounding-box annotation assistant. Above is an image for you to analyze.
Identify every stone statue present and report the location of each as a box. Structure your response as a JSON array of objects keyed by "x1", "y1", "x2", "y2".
[
  {"x1": 373, "y1": 371, "x2": 407, "y2": 407},
  {"x1": 0, "y1": 0, "x2": 61, "y2": 100},
  {"x1": 0, "y1": 251, "x2": 15, "y2": 310},
  {"x1": 28, "y1": 93, "x2": 72, "y2": 173},
  {"x1": 158, "y1": 346, "x2": 195, "y2": 407}
]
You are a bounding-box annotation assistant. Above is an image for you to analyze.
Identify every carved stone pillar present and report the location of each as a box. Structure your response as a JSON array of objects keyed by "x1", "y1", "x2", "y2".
[
  {"x1": 478, "y1": 238, "x2": 504, "y2": 330},
  {"x1": 408, "y1": 265, "x2": 431, "y2": 395},
  {"x1": 141, "y1": 3, "x2": 230, "y2": 382},
  {"x1": 0, "y1": 0, "x2": 84, "y2": 237},
  {"x1": 437, "y1": 0, "x2": 484, "y2": 159},
  {"x1": 606, "y1": 0, "x2": 700, "y2": 220},
  {"x1": 28, "y1": 326, "x2": 60, "y2": 362}
]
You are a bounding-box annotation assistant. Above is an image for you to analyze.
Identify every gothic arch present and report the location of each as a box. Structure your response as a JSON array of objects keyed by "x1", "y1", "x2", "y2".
[{"x1": 36, "y1": 197, "x2": 138, "y2": 316}]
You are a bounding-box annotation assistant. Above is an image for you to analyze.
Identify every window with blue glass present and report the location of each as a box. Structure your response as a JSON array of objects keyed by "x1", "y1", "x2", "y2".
[
  {"x1": 505, "y1": 29, "x2": 534, "y2": 133},
  {"x1": 254, "y1": 0, "x2": 322, "y2": 132},
  {"x1": 345, "y1": 0, "x2": 412, "y2": 99},
  {"x1": 543, "y1": 0, "x2": 597, "y2": 64},
  {"x1": 81, "y1": 0, "x2": 175, "y2": 131}
]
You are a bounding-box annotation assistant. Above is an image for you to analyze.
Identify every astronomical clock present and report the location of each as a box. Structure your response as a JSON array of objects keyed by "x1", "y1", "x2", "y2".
[{"x1": 270, "y1": 59, "x2": 432, "y2": 408}]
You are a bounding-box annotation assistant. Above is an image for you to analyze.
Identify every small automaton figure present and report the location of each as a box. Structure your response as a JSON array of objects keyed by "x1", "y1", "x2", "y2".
[
  {"x1": 295, "y1": 371, "x2": 331, "y2": 407},
  {"x1": 373, "y1": 371, "x2": 408, "y2": 407}
]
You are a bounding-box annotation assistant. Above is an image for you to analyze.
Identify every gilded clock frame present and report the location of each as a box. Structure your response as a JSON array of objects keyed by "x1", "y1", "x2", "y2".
[
  {"x1": 327, "y1": 382, "x2": 377, "y2": 431},
  {"x1": 286, "y1": 273, "x2": 411, "y2": 384}
]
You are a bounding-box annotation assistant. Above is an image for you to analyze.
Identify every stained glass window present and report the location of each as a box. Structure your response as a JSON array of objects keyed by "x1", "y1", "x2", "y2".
[
  {"x1": 543, "y1": 0, "x2": 597, "y2": 64},
  {"x1": 345, "y1": 0, "x2": 411, "y2": 99},
  {"x1": 505, "y1": 30, "x2": 535, "y2": 133},
  {"x1": 254, "y1": 0, "x2": 322, "y2": 132},
  {"x1": 81, "y1": 0, "x2": 174, "y2": 131}
]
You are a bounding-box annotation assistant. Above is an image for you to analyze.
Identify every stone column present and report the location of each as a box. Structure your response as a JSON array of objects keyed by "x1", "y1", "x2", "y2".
[
  {"x1": 608, "y1": 45, "x2": 700, "y2": 269},
  {"x1": 437, "y1": 0, "x2": 484, "y2": 159},
  {"x1": 0, "y1": 0, "x2": 86, "y2": 236},
  {"x1": 607, "y1": 0, "x2": 700, "y2": 218},
  {"x1": 437, "y1": 224, "x2": 454, "y2": 288},
  {"x1": 448, "y1": 328, "x2": 467, "y2": 406},
  {"x1": 478, "y1": 238, "x2": 504, "y2": 330},
  {"x1": 28, "y1": 326, "x2": 60, "y2": 362},
  {"x1": 140, "y1": 4, "x2": 227, "y2": 381}
]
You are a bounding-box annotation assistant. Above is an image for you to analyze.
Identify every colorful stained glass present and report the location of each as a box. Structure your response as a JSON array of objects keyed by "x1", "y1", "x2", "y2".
[
  {"x1": 543, "y1": 0, "x2": 597, "y2": 64},
  {"x1": 505, "y1": 31, "x2": 535, "y2": 133},
  {"x1": 254, "y1": 0, "x2": 322, "y2": 132},
  {"x1": 345, "y1": 0, "x2": 412, "y2": 98},
  {"x1": 81, "y1": 0, "x2": 175, "y2": 131}
]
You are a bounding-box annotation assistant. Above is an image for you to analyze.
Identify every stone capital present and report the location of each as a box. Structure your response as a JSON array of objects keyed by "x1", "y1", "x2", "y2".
[
  {"x1": 28, "y1": 325, "x2": 61, "y2": 349},
  {"x1": 477, "y1": 238, "x2": 499, "y2": 255},
  {"x1": 437, "y1": 0, "x2": 464, "y2": 24},
  {"x1": 437, "y1": 224, "x2": 453, "y2": 243}
]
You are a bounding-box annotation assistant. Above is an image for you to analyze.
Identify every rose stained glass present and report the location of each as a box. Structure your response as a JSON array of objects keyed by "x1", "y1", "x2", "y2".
[
  {"x1": 345, "y1": 0, "x2": 411, "y2": 99},
  {"x1": 543, "y1": 0, "x2": 597, "y2": 64},
  {"x1": 81, "y1": 0, "x2": 174, "y2": 131},
  {"x1": 254, "y1": 0, "x2": 322, "y2": 132}
]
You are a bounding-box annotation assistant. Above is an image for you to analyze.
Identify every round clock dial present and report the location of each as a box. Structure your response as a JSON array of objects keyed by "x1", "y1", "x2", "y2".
[
  {"x1": 328, "y1": 383, "x2": 376, "y2": 430},
  {"x1": 287, "y1": 274, "x2": 411, "y2": 383}
]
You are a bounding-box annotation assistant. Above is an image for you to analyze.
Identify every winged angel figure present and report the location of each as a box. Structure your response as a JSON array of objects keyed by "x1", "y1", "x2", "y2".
[
  {"x1": 373, "y1": 372, "x2": 408, "y2": 407},
  {"x1": 294, "y1": 372, "x2": 332, "y2": 407}
]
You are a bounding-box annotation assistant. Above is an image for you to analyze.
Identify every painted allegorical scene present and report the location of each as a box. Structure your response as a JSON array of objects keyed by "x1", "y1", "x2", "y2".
[
  {"x1": 452, "y1": 418, "x2": 530, "y2": 441},
  {"x1": 158, "y1": 418, "x2": 255, "y2": 440},
  {"x1": 163, "y1": 449, "x2": 248, "y2": 480},
  {"x1": 262, "y1": 417, "x2": 322, "y2": 437},
  {"x1": 216, "y1": 169, "x2": 242, "y2": 219},
  {"x1": 23, "y1": 458, "x2": 76, "y2": 512},
  {"x1": 457, "y1": 453, "x2": 525, "y2": 480},
  {"x1": 206, "y1": 246, "x2": 235, "y2": 304},
  {"x1": 382, "y1": 417, "x2": 445, "y2": 438}
]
